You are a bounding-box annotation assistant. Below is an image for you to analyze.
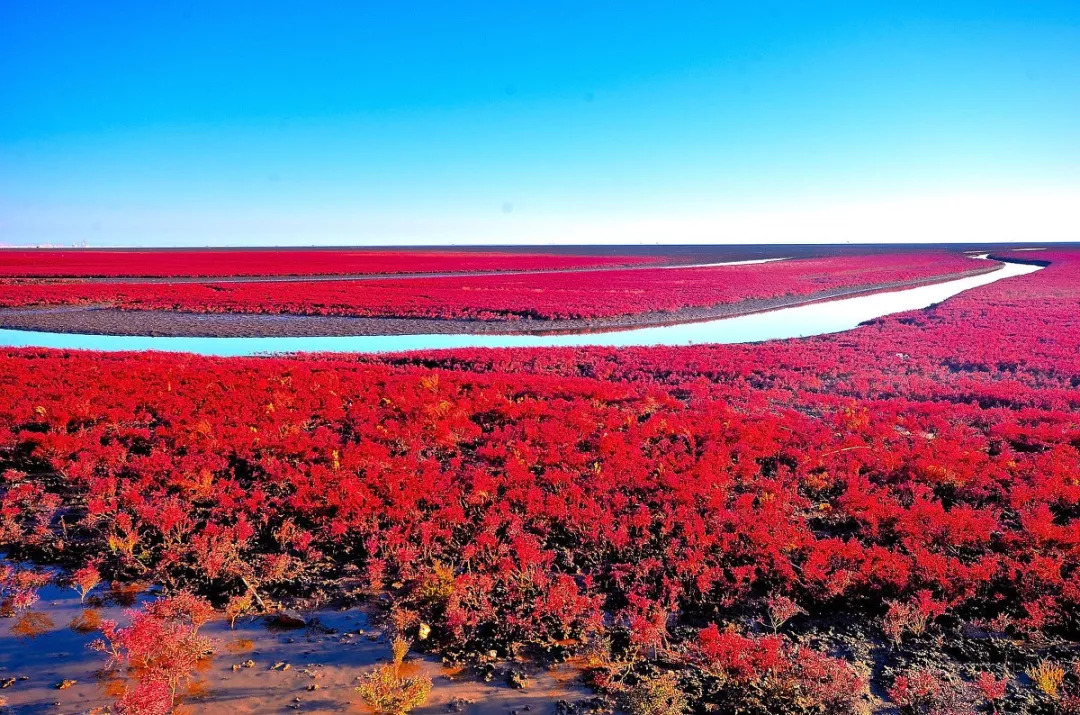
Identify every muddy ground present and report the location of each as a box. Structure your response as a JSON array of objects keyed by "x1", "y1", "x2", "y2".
[
  {"x1": 3, "y1": 581, "x2": 1071, "y2": 714},
  {"x1": 0, "y1": 584, "x2": 595, "y2": 714}
]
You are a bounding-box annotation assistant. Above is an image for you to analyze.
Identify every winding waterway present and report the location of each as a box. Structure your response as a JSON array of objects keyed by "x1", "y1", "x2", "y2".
[{"x1": 0, "y1": 260, "x2": 1041, "y2": 356}]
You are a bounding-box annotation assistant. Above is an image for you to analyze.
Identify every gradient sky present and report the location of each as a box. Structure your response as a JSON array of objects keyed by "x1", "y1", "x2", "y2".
[{"x1": 2, "y1": 1, "x2": 1078, "y2": 246}]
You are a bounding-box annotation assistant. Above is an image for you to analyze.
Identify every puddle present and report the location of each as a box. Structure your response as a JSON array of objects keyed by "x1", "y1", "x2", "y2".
[{"x1": 0, "y1": 582, "x2": 594, "y2": 713}]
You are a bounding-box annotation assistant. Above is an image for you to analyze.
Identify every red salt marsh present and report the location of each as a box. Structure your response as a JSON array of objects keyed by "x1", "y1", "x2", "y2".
[{"x1": 1, "y1": 248, "x2": 1079, "y2": 713}]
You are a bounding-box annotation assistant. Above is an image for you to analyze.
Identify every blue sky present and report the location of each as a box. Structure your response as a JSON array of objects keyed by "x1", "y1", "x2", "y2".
[{"x1": 1, "y1": 1, "x2": 1078, "y2": 246}]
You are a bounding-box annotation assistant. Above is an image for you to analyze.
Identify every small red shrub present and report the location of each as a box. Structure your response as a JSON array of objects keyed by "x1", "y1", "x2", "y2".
[
  {"x1": 888, "y1": 668, "x2": 975, "y2": 715},
  {"x1": 92, "y1": 593, "x2": 213, "y2": 710}
]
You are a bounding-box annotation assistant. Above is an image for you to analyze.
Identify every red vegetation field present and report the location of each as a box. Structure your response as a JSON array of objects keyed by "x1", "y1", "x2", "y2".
[
  {"x1": 0, "y1": 248, "x2": 656, "y2": 278},
  {"x1": 0, "y1": 249, "x2": 1077, "y2": 712},
  {"x1": 0, "y1": 253, "x2": 986, "y2": 321}
]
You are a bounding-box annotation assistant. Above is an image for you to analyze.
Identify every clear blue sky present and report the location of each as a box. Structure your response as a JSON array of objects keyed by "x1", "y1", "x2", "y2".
[{"x1": 1, "y1": 1, "x2": 1078, "y2": 245}]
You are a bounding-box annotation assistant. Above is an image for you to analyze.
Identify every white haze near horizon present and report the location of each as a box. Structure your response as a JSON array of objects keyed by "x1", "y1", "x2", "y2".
[{"x1": 1, "y1": 189, "x2": 1076, "y2": 247}]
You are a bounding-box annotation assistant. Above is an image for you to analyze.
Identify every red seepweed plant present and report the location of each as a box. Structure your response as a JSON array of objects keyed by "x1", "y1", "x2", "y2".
[{"x1": 91, "y1": 592, "x2": 214, "y2": 712}]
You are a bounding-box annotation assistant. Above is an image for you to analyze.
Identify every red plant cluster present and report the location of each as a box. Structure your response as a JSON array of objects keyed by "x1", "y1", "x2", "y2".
[
  {"x1": 0, "y1": 249, "x2": 1077, "y2": 710},
  {"x1": 0, "y1": 253, "x2": 985, "y2": 320},
  {"x1": 0, "y1": 562, "x2": 49, "y2": 613},
  {"x1": 92, "y1": 591, "x2": 214, "y2": 713},
  {"x1": 0, "y1": 249, "x2": 656, "y2": 278},
  {"x1": 689, "y1": 624, "x2": 868, "y2": 711}
]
